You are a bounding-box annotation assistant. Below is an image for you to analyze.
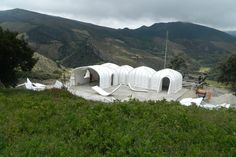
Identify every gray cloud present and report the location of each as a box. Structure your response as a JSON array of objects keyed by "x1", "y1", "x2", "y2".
[{"x1": 1, "y1": 0, "x2": 236, "y2": 30}]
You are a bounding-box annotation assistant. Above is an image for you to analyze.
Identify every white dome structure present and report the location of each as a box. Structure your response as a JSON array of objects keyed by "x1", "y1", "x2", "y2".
[
  {"x1": 101, "y1": 63, "x2": 120, "y2": 69},
  {"x1": 72, "y1": 65, "x2": 115, "y2": 89},
  {"x1": 71, "y1": 63, "x2": 183, "y2": 94},
  {"x1": 101, "y1": 63, "x2": 120, "y2": 86},
  {"x1": 150, "y1": 68, "x2": 182, "y2": 94},
  {"x1": 128, "y1": 66, "x2": 156, "y2": 89},
  {"x1": 118, "y1": 65, "x2": 134, "y2": 85}
]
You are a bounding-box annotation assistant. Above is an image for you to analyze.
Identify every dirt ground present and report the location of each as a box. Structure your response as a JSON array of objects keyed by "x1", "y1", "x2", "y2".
[
  {"x1": 17, "y1": 78, "x2": 236, "y2": 108},
  {"x1": 178, "y1": 84, "x2": 236, "y2": 108}
]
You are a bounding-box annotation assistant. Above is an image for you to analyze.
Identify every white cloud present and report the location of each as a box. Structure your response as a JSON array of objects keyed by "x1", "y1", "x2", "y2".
[{"x1": 1, "y1": 0, "x2": 236, "y2": 30}]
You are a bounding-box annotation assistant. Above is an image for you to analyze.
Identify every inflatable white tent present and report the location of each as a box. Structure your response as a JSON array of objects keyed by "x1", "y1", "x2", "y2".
[
  {"x1": 127, "y1": 66, "x2": 156, "y2": 89},
  {"x1": 118, "y1": 65, "x2": 134, "y2": 85},
  {"x1": 101, "y1": 63, "x2": 120, "y2": 69},
  {"x1": 72, "y1": 65, "x2": 115, "y2": 88},
  {"x1": 71, "y1": 63, "x2": 183, "y2": 95},
  {"x1": 150, "y1": 68, "x2": 182, "y2": 94},
  {"x1": 101, "y1": 63, "x2": 119, "y2": 86}
]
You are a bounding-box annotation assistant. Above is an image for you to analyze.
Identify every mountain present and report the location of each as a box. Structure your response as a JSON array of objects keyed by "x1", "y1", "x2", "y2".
[
  {"x1": 1, "y1": 8, "x2": 236, "y2": 70},
  {"x1": 227, "y1": 31, "x2": 236, "y2": 37}
]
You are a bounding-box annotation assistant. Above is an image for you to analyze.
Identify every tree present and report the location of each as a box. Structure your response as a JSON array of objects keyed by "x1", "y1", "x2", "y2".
[
  {"x1": 218, "y1": 54, "x2": 236, "y2": 94},
  {"x1": 0, "y1": 27, "x2": 37, "y2": 87},
  {"x1": 169, "y1": 55, "x2": 187, "y2": 71}
]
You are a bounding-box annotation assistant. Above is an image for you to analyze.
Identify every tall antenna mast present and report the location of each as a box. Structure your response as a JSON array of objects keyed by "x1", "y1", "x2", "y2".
[{"x1": 164, "y1": 30, "x2": 168, "y2": 69}]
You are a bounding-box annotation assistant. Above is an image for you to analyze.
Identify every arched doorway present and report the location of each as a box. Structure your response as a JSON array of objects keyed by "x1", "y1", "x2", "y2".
[
  {"x1": 161, "y1": 77, "x2": 170, "y2": 92},
  {"x1": 88, "y1": 69, "x2": 100, "y2": 86}
]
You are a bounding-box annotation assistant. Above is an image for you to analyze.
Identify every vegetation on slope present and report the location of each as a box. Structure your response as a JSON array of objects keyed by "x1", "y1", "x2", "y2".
[
  {"x1": 17, "y1": 52, "x2": 65, "y2": 80},
  {"x1": 217, "y1": 54, "x2": 236, "y2": 94},
  {"x1": 0, "y1": 27, "x2": 36, "y2": 87},
  {"x1": 0, "y1": 89, "x2": 236, "y2": 156},
  {"x1": 1, "y1": 9, "x2": 236, "y2": 68},
  {"x1": 227, "y1": 31, "x2": 236, "y2": 37}
]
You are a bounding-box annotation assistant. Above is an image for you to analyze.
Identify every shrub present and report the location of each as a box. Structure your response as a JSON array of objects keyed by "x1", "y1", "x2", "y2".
[{"x1": 0, "y1": 89, "x2": 235, "y2": 156}]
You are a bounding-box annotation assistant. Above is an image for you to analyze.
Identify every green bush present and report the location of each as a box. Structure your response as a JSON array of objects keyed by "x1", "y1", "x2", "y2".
[
  {"x1": 0, "y1": 89, "x2": 236, "y2": 156},
  {"x1": 53, "y1": 70, "x2": 63, "y2": 75}
]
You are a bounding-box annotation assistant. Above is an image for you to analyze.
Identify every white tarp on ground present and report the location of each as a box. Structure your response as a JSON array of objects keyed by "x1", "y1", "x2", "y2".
[
  {"x1": 180, "y1": 97, "x2": 230, "y2": 109},
  {"x1": 180, "y1": 98, "x2": 203, "y2": 106},
  {"x1": 53, "y1": 80, "x2": 64, "y2": 89},
  {"x1": 118, "y1": 65, "x2": 134, "y2": 85},
  {"x1": 18, "y1": 79, "x2": 65, "y2": 91},
  {"x1": 92, "y1": 84, "x2": 121, "y2": 96},
  {"x1": 150, "y1": 69, "x2": 182, "y2": 94},
  {"x1": 127, "y1": 66, "x2": 156, "y2": 89},
  {"x1": 201, "y1": 103, "x2": 231, "y2": 110},
  {"x1": 128, "y1": 83, "x2": 148, "y2": 92},
  {"x1": 24, "y1": 78, "x2": 46, "y2": 91}
]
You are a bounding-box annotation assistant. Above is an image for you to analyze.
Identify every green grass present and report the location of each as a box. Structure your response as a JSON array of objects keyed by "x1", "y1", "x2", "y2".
[
  {"x1": 0, "y1": 89, "x2": 236, "y2": 156},
  {"x1": 206, "y1": 80, "x2": 230, "y2": 89},
  {"x1": 199, "y1": 67, "x2": 210, "y2": 73}
]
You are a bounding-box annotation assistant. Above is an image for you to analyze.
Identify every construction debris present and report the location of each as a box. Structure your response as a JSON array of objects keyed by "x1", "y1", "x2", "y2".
[
  {"x1": 24, "y1": 78, "x2": 46, "y2": 91},
  {"x1": 53, "y1": 80, "x2": 64, "y2": 89},
  {"x1": 16, "y1": 78, "x2": 64, "y2": 91},
  {"x1": 180, "y1": 97, "x2": 231, "y2": 109},
  {"x1": 92, "y1": 84, "x2": 122, "y2": 96}
]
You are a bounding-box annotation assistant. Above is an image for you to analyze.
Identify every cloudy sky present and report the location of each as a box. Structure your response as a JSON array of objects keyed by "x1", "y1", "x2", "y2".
[{"x1": 0, "y1": 0, "x2": 236, "y2": 30}]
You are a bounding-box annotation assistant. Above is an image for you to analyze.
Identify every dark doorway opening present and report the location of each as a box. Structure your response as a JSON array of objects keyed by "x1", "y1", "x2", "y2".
[
  {"x1": 162, "y1": 77, "x2": 170, "y2": 92},
  {"x1": 111, "y1": 74, "x2": 114, "y2": 86},
  {"x1": 88, "y1": 69, "x2": 99, "y2": 86}
]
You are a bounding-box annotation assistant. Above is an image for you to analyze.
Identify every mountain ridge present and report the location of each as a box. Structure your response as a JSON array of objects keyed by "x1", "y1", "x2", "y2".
[
  {"x1": 1, "y1": 8, "x2": 236, "y2": 69},
  {"x1": 227, "y1": 31, "x2": 236, "y2": 37}
]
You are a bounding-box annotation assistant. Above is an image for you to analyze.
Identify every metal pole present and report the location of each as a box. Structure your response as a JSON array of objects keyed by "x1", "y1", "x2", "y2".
[{"x1": 164, "y1": 30, "x2": 168, "y2": 69}]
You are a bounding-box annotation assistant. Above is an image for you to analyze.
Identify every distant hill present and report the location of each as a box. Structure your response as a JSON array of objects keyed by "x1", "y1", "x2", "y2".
[
  {"x1": 227, "y1": 31, "x2": 236, "y2": 37},
  {"x1": 1, "y1": 8, "x2": 236, "y2": 70}
]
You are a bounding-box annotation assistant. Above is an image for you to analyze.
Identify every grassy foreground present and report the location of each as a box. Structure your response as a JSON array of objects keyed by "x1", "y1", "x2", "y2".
[{"x1": 0, "y1": 89, "x2": 236, "y2": 156}]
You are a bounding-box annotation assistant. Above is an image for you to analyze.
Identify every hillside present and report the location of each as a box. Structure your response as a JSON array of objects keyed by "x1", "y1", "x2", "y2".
[
  {"x1": 227, "y1": 31, "x2": 236, "y2": 37},
  {"x1": 1, "y1": 9, "x2": 236, "y2": 69},
  {"x1": 0, "y1": 89, "x2": 236, "y2": 156},
  {"x1": 16, "y1": 52, "x2": 65, "y2": 81},
  {"x1": 31, "y1": 52, "x2": 64, "y2": 79},
  {"x1": 32, "y1": 52, "x2": 63, "y2": 74}
]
